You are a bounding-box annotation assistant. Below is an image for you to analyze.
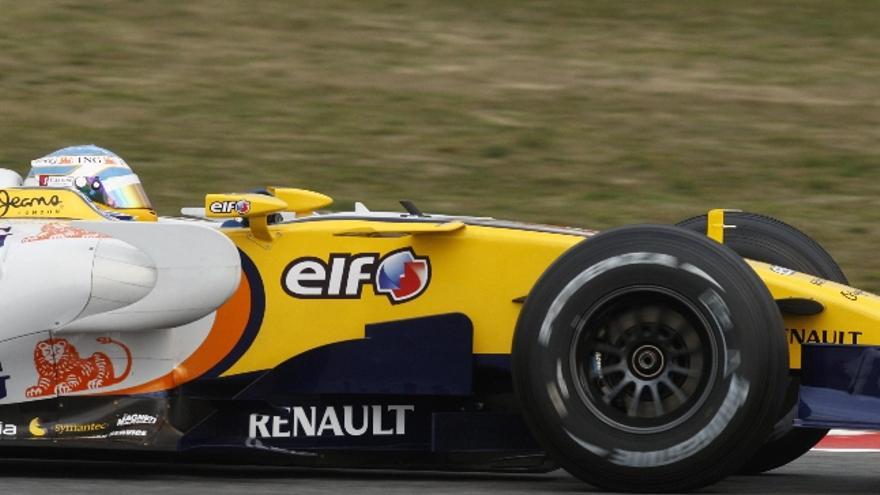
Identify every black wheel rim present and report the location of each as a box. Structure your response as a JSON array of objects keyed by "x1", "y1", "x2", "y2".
[{"x1": 570, "y1": 286, "x2": 719, "y2": 434}]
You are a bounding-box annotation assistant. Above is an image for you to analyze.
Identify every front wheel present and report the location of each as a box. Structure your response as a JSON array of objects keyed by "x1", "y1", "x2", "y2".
[{"x1": 513, "y1": 225, "x2": 788, "y2": 492}]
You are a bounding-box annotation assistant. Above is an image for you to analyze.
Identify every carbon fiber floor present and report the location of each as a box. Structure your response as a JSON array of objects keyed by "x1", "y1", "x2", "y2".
[{"x1": 0, "y1": 451, "x2": 876, "y2": 494}]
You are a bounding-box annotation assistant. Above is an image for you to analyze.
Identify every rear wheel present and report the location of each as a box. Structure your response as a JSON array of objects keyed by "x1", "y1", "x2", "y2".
[
  {"x1": 513, "y1": 225, "x2": 788, "y2": 492},
  {"x1": 678, "y1": 211, "x2": 845, "y2": 474}
]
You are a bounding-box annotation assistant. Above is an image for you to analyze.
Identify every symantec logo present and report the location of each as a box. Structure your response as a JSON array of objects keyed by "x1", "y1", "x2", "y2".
[{"x1": 282, "y1": 248, "x2": 431, "y2": 304}]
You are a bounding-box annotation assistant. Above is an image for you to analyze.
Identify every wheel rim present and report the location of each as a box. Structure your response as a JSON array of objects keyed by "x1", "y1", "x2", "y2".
[{"x1": 570, "y1": 286, "x2": 719, "y2": 434}]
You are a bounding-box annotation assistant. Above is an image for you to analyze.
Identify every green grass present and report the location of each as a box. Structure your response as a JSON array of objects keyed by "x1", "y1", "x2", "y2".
[{"x1": 2, "y1": 1, "x2": 880, "y2": 288}]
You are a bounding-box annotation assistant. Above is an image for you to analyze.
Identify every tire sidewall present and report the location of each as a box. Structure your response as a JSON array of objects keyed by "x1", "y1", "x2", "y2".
[{"x1": 514, "y1": 226, "x2": 785, "y2": 487}]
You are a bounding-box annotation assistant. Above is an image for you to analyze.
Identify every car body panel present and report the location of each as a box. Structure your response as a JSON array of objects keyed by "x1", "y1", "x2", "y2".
[
  {"x1": 747, "y1": 260, "x2": 880, "y2": 369},
  {"x1": 2, "y1": 184, "x2": 880, "y2": 464},
  {"x1": 219, "y1": 218, "x2": 586, "y2": 377},
  {"x1": 798, "y1": 344, "x2": 880, "y2": 430}
]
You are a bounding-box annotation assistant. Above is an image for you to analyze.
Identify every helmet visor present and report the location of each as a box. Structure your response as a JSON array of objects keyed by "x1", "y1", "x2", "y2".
[{"x1": 73, "y1": 174, "x2": 153, "y2": 210}]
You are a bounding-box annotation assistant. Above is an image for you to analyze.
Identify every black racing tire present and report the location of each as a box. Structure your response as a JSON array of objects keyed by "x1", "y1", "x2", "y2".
[
  {"x1": 512, "y1": 225, "x2": 788, "y2": 492},
  {"x1": 677, "y1": 211, "x2": 847, "y2": 474}
]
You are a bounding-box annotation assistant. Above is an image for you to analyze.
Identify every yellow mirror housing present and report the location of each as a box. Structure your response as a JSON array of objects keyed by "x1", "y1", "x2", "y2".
[
  {"x1": 205, "y1": 193, "x2": 289, "y2": 242},
  {"x1": 204, "y1": 189, "x2": 333, "y2": 242},
  {"x1": 267, "y1": 187, "x2": 333, "y2": 215},
  {"x1": 204, "y1": 193, "x2": 288, "y2": 219}
]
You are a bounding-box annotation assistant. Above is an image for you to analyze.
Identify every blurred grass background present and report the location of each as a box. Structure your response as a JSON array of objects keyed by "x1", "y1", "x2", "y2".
[{"x1": 2, "y1": 1, "x2": 879, "y2": 287}]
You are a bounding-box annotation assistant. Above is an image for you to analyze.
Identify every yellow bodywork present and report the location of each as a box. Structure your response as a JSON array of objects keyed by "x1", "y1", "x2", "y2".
[
  {"x1": 215, "y1": 195, "x2": 880, "y2": 376},
  {"x1": 0, "y1": 187, "x2": 158, "y2": 221},
  {"x1": 219, "y1": 198, "x2": 880, "y2": 376},
  {"x1": 750, "y1": 260, "x2": 880, "y2": 368},
  {"x1": 222, "y1": 219, "x2": 582, "y2": 376},
  {"x1": 706, "y1": 208, "x2": 740, "y2": 244},
  {"x1": 0, "y1": 187, "x2": 108, "y2": 220},
  {"x1": 4, "y1": 186, "x2": 878, "y2": 375}
]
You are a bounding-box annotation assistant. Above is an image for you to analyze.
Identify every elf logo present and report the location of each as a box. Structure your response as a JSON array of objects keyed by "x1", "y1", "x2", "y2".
[
  {"x1": 375, "y1": 249, "x2": 430, "y2": 302},
  {"x1": 282, "y1": 248, "x2": 430, "y2": 304},
  {"x1": 209, "y1": 199, "x2": 251, "y2": 215}
]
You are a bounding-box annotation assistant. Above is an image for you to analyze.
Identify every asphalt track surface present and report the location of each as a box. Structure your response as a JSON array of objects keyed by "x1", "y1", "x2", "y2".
[{"x1": 0, "y1": 451, "x2": 876, "y2": 495}]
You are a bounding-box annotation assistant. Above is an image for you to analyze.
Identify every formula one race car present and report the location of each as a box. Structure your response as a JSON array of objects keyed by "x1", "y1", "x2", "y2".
[{"x1": 0, "y1": 147, "x2": 878, "y2": 492}]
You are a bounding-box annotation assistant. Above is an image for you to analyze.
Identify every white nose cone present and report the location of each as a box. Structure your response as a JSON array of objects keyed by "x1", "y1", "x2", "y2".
[
  {"x1": 0, "y1": 231, "x2": 99, "y2": 337},
  {"x1": 61, "y1": 220, "x2": 241, "y2": 333},
  {"x1": 77, "y1": 239, "x2": 157, "y2": 319}
]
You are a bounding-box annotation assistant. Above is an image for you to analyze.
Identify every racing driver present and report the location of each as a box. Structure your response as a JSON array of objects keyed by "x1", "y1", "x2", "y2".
[{"x1": 24, "y1": 145, "x2": 157, "y2": 221}]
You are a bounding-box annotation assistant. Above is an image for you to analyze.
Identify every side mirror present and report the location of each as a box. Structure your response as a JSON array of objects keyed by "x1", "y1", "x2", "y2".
[
  {"x1": 267, "y1": 187, "x2": 332, "y2": 216},
  {"x1": 205, "y1": 193, "x2": 287, "y2": 241},
  {"x1": 204, "y1": 188, "x2": 334, "y2": 242}
]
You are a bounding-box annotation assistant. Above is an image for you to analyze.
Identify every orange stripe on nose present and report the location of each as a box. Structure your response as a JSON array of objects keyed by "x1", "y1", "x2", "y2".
[{"x1": 104, "y1": 271, "x2": 252, "y2": 395}]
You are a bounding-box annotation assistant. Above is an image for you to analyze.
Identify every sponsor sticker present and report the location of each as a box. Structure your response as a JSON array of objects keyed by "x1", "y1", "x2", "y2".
[
  {"x1": 28, "y1": 417, "x2": 112, "y2": 438},
  {"x1": 21, "y1": 223, "x2": 110, "y2": 244},
  {"x1": 0, "y1": 191, "x2": 63, "y2": 218},
  {"x1": 786, "y1": 328, "x2": 863, "y2": 345},
  {"x1": 26, "y1": 337, "x2": 132, "y2": 398},
  {"x1": 248, "y1": 404, "x2": 415, "y2": 439},
  {"x1": 29, "y1": 418, "x2": 47, "y2": 437},
  {"x1": 0, "y1": 422, "x2": 17, "y2": 437},
  {"x1": 53, "y1": 422, "x2": 110, "y2": 435},
  {"x1": 31, "y1": 155, "x2": 126, "y2": 167},
  {"x1": 770, "y1": 265, "x2": 796, "y2": 276},
  {"x1": 209, "y1": 200, "x2": 251, "y2": 216},
  {"x1": 108, "y1": 429, "x2": 148, "y2": 438},
  {"x1": 117, "y1": 413, "x2": 158, "y2": 427},
  {"x1": 375, "y1": 249, "x2": 430, "y2": 303},
  {"x1": 842, "y1": 289, "x2": 865, "y2": 301},
  {"x1": 282, "y1": 248, "x2": 430, "y2": 304},
  {"x1": 37, "y1": 175, "x2": 75, "y2": 188}
]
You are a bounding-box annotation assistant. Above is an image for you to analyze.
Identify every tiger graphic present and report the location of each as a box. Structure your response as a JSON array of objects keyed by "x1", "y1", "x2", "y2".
[
  {"x1": 21, "y1": 223, "x2": 109, "y2": 244},
  {"x1": 26, "y1": 337, "x2": 132, "y2": 398}
]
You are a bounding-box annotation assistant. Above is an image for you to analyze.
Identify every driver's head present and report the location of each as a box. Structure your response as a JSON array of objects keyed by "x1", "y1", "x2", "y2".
[{"x1": 24, "y1": 145, "x2": 156, "y2": 221}]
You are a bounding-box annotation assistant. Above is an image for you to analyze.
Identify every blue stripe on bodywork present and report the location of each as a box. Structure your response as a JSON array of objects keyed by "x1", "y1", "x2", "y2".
[
  {"x1": 798, "y1": 344, "x2": 880, "y2": 429},
  {"x1": 202, "y1": 250, "x2": 266, "y2": 378},
  {"x1": 236, "y1": 313, "x2": 474, "y2": 399}
]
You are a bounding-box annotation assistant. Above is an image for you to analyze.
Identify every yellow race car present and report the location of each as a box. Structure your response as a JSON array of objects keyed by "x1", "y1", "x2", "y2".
[{"x1": 0, "y1": 148, "x2": 875, "y2": 492}]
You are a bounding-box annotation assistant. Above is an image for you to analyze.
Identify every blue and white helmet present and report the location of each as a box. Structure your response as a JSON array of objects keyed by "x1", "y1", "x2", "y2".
[{"x1": 24, "y1": 145, "x2": 152, "y2": 210}]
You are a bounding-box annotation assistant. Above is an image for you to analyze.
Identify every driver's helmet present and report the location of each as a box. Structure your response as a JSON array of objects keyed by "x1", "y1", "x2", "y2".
[{"x1": 23, "y1": 145, "x2": 156, "y2": 221}]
